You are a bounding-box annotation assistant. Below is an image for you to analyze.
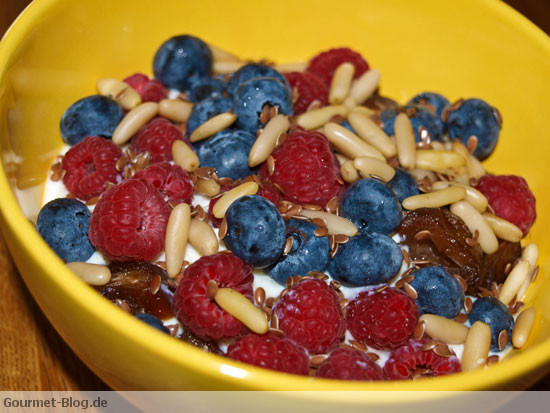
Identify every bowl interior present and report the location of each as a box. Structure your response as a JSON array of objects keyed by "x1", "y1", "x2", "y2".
[{"x1": 0, "y1": 0, "x2": 549, "y2": 397}]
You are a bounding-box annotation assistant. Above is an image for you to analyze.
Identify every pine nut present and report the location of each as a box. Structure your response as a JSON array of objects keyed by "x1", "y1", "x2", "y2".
[
  {"x1": 348, "y1": 112, "x2": 396, "y2": 158},
  {"x1": 323, "y1": 122, "x2": 385, "y2": 161},
  {"x1": 341, "y1": 160, "x2": 360, "y2": 183},
  {"x1": 395, "y1": 113, "x2": 416, "y2": 169},
  {"x1": 112, "y1": 102, "x2": 158, "y2": 145},
  {"x1": 66, "y1": 262, "x2": 111, "y2": 286},
  {"x1": 158, "y1": 99, "x2": 194, "y2": 123},
  {"x1": 189, "y1": 112, "x2": 237, "y2": 142},
  {"x1": 419, "y1": 314, "x2": 469, "y2": 344},
  {"x1": 416, "y1": 150, "x2": 466, "y2": 172},
  {"x1": 213, "y1": 60, "x2": 246, "y2": 74},
  {"x1": 430, "y1": 141, "x2": 445, "y2": 150},
  {"x1": 431, "y1": 181, "x2": 488, "y2": 212},
  {"x1": 349, "y1": 68, "x2": 381, "y2": 104},
  {"x1": 409, "y1": 168, "x2": 436, "y2": 182},
  {"x1": 172, "y1": 140, "x2": 199, "y2": 172},
  {"x1": 249, "y1": 115, "x2": 289, "y2": 167},
  {"x1": 275, "y1": 62, "x2": 307, "y2": 72},
  {"x1": 214, "y1": 288, "x2": 269, "y2": 334},
  {"x1": 343, "y1": 96, "x2": 356, "y2": 110},
  {"x1": 450, "y1": 201, "x2": 498, "y2": 254},
  {"x1": 209, "y1": 43, "x2": 240, "y2": 62},
  {"x1": 296, "y1": 105, "x2": 348, "y2": 130},
  {"x1": 97, "y1": 78, "x2": 142, "y2": 110},
  {"x1": 461, "y1": 321, "x2": 491, "y2": 372},
  {"x1": 451, "y1": 141, "x2": 486, "y2": 179},
  {"x1": 329, "y1": 62, "x2": 355, "y2": 105},
  {"x1": 212, "y1": 181, "x2": 259, "y2": 218},
  {"x1": 403, "y1": 187, "x2": 466, "y2": 210},
  {"x1": 335, "y1": 153, "x2": 351, "y2": 165},
  {"x1": 349, "y1": 105, "x2": 375, "y2": 118},
  {"x1": 498, "y1": 260, "x2": 530, "y2": 305},
  {"x1": 165, "y1": 203, "x2": 191, "y2": 278},
  {"x1": 354, "y1": 156, "x2": 395, "y2": 182},
  {"x1": 522, "y1": 243, "x2": 539, "y2": 268},
  {"x1": 512, "y1": 307, "x2": 536, "y2": 348},
  {"x1": 300, "y1": 209, "x2": 358, "y2": 236},
  {"x1": 195, "y1": 178, "x2": 220, "y2": 197},
  {"x1": 188, "y1": 218, "x2": 218, "y2": 256},
  {"x1": 483, "y1": 213, "x2": 523, "y2": 242}
]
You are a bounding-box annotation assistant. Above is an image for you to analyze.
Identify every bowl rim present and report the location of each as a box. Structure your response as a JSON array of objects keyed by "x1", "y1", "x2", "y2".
[{"x1": 0, "y1": 0, "x2": 549, "y2": 395}]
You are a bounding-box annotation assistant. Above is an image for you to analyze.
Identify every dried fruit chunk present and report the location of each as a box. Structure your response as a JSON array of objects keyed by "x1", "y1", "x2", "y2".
[
  {"x1": 397, "y1": 208, "x2": 483, "y2": 294},
  {"x1": 96, "y1": 262, "x2": 174, "y2": 320}
]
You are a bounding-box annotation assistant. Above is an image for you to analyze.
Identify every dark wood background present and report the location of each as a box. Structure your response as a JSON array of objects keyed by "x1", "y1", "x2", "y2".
[{"x1": 0, "y1": 0, "x2": 548, "y2": 391}]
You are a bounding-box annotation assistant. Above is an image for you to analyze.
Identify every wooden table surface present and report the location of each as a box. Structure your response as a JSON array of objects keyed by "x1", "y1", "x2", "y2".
[{"x1": 1, "y1": 0, "x2": 549, "y2": 392}]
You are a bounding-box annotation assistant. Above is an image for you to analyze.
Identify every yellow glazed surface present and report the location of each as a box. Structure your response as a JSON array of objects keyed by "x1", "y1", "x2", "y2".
[{"x1": 0, "y1": 0, "x2": 549, "y2": 401}]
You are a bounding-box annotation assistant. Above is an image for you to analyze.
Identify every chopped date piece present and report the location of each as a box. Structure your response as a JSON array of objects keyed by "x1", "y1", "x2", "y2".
[
  {"x1": 96, "y1": 262, "x2": 174, "y2": 320},
  {"x1": 479, "y1": 241, "x2": 522, "y2": 293},
  {"x1": 397, "y1": 208, "x2": 483, "y2": 295}
]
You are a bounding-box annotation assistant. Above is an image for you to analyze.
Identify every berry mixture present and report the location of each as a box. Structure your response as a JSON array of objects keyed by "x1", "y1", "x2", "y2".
[{"x1": 38, "y1": 35, "x2": 541, "y2": 383}]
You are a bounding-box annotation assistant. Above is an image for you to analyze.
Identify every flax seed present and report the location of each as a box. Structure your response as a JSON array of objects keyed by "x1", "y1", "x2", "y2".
[
  {"x1": 254, "y1": 287, "x2": 266, "y2": 307},
  {"x1": 349, "y1": 340, "x2": 367, "y2": 351},
  {"x1": 403, "y1": 282, "x2": 418, "y2": 299},
  {"x1": 219, "y1": 217, "x2": 228, "y2": 239},
  {"x1": 310, "y1": 354, "x2": 329, "y2": 366},
  {"x1": 420, "y1": 340, "x2": 438, "y2": 351},
  {"x1": 414, "y1": 320, "x2": 426, "y2": 340},
  {"x1": 314, "y1": 227, "x2": 329, "y2": 237},
  {"x1": 498, "y1": 330, "x2": 509, "y2": 351},
  {"x1": 283, "y1": 237, "x2": 293, "y2": 255}
]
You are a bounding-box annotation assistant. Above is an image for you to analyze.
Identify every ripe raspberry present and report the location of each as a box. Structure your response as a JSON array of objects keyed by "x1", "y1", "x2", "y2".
[
  {"x1": 124, "y1": 73, "x2": 167, "y2": 102},
  {"x1": 284, "y1": 72, "x2": 328, "y2": 115},
  {"x1": 173, "y1": 253, "x2": 254, "y2": 341},
  {"x1": 475, "y1": 174, "x2": 536, "y2": 235},
  {"x1": 89, "y1": 179, "x2": 170, "y2": 261},
  {"x1": 227, "y1": 333, "x2": 310, "y2": 375},
  {"x1": 258, "y1": 131, "x2": 343, "y2": 206},
  {"x1": 307, "y1": 47, "x2": 369, "y2": 87},
  {"x1": 132, "y1": 162, "x2": 194, "y2": 205},
  {"x1": 383, "y1": 339, "x2": 461, "y2": 380},
  {"x1": 131, "y1": 117, "x2": 192, "y2": 163},
  {"x1": 346, "y1": 287, "x2": 418, "y2": 350},
  {"x1": 62, "y1": 136, "x2": 122, "y2": 201},
  {"x1": 258, "y1": 181, "x2": 283, "y2": 206},
  {"x1": 316, "y1": 347, "x2": 383, "y2": 381},
  {"x1": 273, "y1": 278, "x2": 345, "y2": 354}
]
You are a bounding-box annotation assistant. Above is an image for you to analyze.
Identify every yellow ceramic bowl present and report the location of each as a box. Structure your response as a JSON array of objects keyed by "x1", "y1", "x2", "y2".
[{"x1": 0, "y1": 0, "x2": 549, "y2": 406}]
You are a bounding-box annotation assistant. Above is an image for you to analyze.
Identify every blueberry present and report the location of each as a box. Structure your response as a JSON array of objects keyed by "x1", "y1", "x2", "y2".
[
  {"x1": 388, "y1": 168, "x2": 419, "y2": 203},
  {"x1": 409, "y1": 266, "x2": 465, "y2": 319},
  {"x1": 328, "y1": 233, "x2": 403, "y2": 286},
  {"x1": 186, "y1": 97, "x2": 232, "y2": 136},
  {"x1": 226, "y1": 64, "x2": 289, "y2": 97},
  {"x1": 135, "y1": 313, "x2": 170, "y2": 334},
  {"x1": 340, "y1": 178, "x2": 402, "y2": 235},
  {"x1": 36, "y1": 198, "x2": 94, "y2": 263},
  {"x1": 224, "y1": 195, "x2": 286, "y2": 268},
  {"x1": 197, "y1": 129, "x2": 257, "y2": 180},
  {"x1": 468, "y1": 296, "x2": 513, "y2": 351},
  {"x1": 408, "y1": 92, "x2": 450, "y2": 123},
  {"x1": 153, "y1": 34, "x2": 212, "y2": 91},
  {"x1": 381, "y1": 105, "x2": 444, "y2": 142},
  {"x1": 232, "y1": 77, "x2": 293, "y2": 133},
  {"x1": 447, "y1": 98, "x2": 501, "y2": 160},
  {"x1": 60, "y1": 95, "x2": 124, "y2": 146},
  {"x1": 188, "y1": 76, "x2": 226, "y2": 102},
  {"x1": 267, "y1": 219, "x2": 330, "y2": 285}
]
